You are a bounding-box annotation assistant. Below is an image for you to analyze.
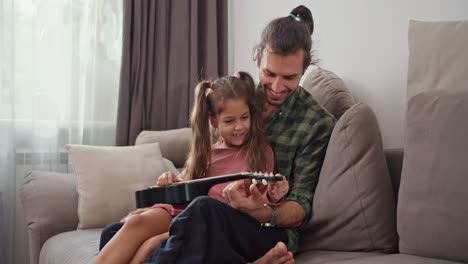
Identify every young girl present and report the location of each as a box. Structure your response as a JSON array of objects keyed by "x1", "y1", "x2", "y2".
[{"x1": 94, "y1": 72, "x2": 289, "y2": 264}]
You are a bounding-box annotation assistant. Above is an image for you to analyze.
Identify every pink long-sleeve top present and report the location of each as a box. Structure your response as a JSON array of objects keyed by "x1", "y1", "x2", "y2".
[{"x1": 151, "y1": 141, "x2": 275, "y2": 216}]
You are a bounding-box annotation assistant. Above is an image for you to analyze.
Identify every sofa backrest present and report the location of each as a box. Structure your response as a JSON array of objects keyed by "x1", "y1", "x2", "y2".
[
  {"x1": 135, "y1": 128, "x2": 191, "y2": 168},
  {"x1": 397, "y1": 90, "x2": 468, "y2": 263},
  {"x1": 303, "y1": 67, "x2": 356, "y2": 120}
]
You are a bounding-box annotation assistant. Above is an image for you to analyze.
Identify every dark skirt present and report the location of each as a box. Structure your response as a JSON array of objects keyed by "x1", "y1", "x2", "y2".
[{"x1": 143, "y1": 196, "x2": 287, "y2": 264}]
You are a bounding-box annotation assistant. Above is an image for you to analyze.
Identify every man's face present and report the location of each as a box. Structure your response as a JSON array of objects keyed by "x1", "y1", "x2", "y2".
[{"x1": 259, "y1": 45, "x2": 305, "y2": 107}]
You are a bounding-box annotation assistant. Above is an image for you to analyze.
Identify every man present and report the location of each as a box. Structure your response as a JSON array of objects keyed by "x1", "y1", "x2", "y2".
[{"x1": 144, "y1": 5, "x2": 335, "y2": 264}]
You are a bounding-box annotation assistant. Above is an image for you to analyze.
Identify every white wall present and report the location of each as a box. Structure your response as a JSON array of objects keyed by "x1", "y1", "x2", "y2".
[{"x1": 229, "y1": 0, "x2": 468, "y2": 148}]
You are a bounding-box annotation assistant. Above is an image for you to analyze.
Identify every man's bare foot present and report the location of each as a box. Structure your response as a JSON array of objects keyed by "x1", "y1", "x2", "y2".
[{"x1": 251, "y1": 242, "x2": 295, "y2": 264}]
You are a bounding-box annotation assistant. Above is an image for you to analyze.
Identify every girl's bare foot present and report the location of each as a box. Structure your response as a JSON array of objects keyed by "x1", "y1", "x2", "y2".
[{"x1": 251, "y1": 242, "x2": 295, "y2": 264}]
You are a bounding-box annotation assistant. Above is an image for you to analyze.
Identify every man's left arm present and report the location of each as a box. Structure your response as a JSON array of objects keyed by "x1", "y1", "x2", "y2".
[
  {"x1": 281, "y1": 116, "x2": 335, "y2": 227},
  {"x1": 224, "y1": 183, "x2": 306, "y2": 227},
  {"x1": 225, "y1": 117, "x2": 335, "y2": 227}
]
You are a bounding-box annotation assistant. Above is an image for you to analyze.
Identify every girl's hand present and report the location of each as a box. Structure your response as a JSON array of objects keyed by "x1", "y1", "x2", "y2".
[
  {"x1": 267, "y1": 174, "x2": 289, "y2": 203},
  {"x1": 156, "y1": 171, "x2": 182, "y2": 187}
]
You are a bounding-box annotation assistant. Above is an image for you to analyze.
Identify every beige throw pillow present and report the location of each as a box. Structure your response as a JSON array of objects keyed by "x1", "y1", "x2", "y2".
[
  {"x1": 407, "y1": 20, "x2": 468, "y2": 100},
  {"x1": 299, "y1": 103, "x2": 397, "y2": 253},
  {"x1": 67, "y1": 143, "x2": 171, "y2": 229}
]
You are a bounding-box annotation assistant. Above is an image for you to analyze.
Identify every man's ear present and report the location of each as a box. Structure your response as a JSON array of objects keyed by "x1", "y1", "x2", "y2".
[
  {"x1": 255, "y1": 47, "x2": 261, "y2": 67},
  {"x1": 209, "y1": 116, "x2": 217, "y2": 128}
]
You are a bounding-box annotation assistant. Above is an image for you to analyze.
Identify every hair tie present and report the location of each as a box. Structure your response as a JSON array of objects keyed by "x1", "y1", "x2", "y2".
[
  {"x1": 205, "y1": 88, "x2": 213, "y2": 97},
  {"x1": 233, "y1": 72, "x2": 241, "y2": 79},
  {"x1": 288, "y1": 13, "x2": 300, "y2": 22}
]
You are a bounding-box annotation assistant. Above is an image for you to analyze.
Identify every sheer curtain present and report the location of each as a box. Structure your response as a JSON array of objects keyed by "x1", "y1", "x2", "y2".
[{"x1": 0, "y1": 0, "x2": 122, "y2": 263}]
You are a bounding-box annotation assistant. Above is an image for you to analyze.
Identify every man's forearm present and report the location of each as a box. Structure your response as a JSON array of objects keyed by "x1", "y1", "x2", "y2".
[
  {"x1": 275, "y1": 201, "x2": 305, "y2": 228},
  {"x1": 250, "y1": 200, "x2": 304, "y2": 228}
]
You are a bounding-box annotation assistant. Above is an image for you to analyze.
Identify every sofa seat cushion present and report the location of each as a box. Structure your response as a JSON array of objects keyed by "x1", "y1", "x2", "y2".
[
  {"x1": 39, "y1": 229, "x2": 101, "y2": 264},
  {"x1": 398, "y1": 90, "x2": 468, "y2": 263},
  {"x1": 299, "y1": 103, "x2": 397, "y2": 253},
  {"x1": 324, "y1": 254, "x2": 465, "y2": 264},
  {"x1": 295, "y1": 250, "x2": 382, "y2": 264}
]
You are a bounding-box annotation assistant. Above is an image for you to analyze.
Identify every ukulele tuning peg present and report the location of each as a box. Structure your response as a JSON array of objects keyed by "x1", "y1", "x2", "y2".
[
  {"x1": 252, "y1": 178, "x2": 258, "y2": 185},
  {"x1": 262, "y1": 179, "x2": 268, "y2": 185},
  {"x1": 269, "y1": 172, "x2": 274, "y2": 177}
]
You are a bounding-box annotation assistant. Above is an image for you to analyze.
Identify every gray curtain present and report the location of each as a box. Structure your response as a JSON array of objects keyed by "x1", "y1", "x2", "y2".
[{"x1": 116, "y1": 0, "x2": 228, "y2": 146}]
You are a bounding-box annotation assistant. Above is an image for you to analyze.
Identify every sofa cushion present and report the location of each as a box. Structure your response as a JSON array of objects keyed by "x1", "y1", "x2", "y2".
[
  {"x1": 407, "y1": 20, "x2": 468, "y2": 100},
  {"x1": 398, "y1": 90, "x2": 468, "y2": 263},
  {"x1": 39, "y1": 229, "x2": 101, "y2": 264},
  {"x1": 303, "y1": 67, "x2": 355, "y2": 119},
  {"x1": 299, "y1": 103, "x2": 397, "y2": 253},
  {"x1": 295, "y1": 250, "x2": 382, "y2": 264},
  {"x1": 324, "y1": 254, "x2": 464, "y2": 264},
  {"x1": 135, "y1": 127, "x2": 192, "y2": 168},
  {"x1": 67, "y1": 143, "x2": 174, "y2": 229}
]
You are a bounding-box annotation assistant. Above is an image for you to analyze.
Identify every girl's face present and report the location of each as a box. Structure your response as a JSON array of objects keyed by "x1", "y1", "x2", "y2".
[{"x1": 214, "y1": 98, "x2": 251, "y2": 147}]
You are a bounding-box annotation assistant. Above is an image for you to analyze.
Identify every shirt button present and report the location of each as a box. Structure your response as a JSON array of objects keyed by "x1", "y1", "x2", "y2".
[{"x1": 279, "y1": 112, "x2": 282, "y2": 116}]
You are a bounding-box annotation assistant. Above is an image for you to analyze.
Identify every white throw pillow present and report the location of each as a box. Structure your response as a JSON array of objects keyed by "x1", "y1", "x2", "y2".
[{"x1": 66, "y1": 143, "x2": 173, "y2": 229}]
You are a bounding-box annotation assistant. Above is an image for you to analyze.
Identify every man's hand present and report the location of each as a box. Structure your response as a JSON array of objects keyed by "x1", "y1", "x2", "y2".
[
  {"x1": 223, "y1": 179, "x2": 305, "y2": 227},
  {"x1": 222, "y1": 180, "x2": 270, "y2": 222},
  {"x1": 267, "y1": 174, "x2": 289, "y2": 203}
]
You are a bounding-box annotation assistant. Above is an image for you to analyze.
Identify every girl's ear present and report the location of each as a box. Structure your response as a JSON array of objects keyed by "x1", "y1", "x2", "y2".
[{"x1": 209, "y1": 116, "x2": 218, "y2": 128}]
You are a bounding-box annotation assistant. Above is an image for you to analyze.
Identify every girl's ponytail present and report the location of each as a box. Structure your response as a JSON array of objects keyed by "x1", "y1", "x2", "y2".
[
  {"x1": 236, "y1": 71, "x2": 255, "y2": 92},
  {"x1": 236, "y1": 71, "x2": 270, "y2": 173},
  {"x1": 184, "y1": 81, "x2": 213, "y2": 180}
]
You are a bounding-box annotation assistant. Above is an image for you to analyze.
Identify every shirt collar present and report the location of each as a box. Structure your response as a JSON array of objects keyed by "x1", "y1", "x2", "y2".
[{"x1": 256, "y1": 84, "x2": 302, "y2": 115}]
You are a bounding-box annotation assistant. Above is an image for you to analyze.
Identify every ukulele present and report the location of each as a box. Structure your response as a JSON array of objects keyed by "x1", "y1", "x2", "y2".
[{"x1": 135, "y1": 172, "x2": 282, "y2": 207}]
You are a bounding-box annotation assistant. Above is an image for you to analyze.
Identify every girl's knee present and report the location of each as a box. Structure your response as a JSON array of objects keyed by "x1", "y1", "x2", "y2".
[{"x1": 124, "y1": 214, "x2": 147, "y2": 229}]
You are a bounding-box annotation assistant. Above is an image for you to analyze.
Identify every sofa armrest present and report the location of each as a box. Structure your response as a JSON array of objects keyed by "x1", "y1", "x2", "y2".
[
  {"x1": 384, "y1": 148, "x2": 404, "y2": 202},
  {"x1": 20, "y1": 171, "x2": 78, "y2": 264}
]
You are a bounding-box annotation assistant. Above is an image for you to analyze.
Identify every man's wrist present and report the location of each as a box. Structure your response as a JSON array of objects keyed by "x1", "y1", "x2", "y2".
[
  {"x1": 260, "y1": 204, "x2": 276, "y2": 227},
  {"x1": 266, "y1": 191, "x2": 285, "y2": 205}
]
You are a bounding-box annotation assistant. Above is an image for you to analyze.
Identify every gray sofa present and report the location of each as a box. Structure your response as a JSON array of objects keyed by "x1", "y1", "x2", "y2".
[
  {"x1": 19, "y1": 150, "x2": 402, "y2": 264},
  {"x1": 21, "y1": 87, "x2": 468, "y2": 264}
]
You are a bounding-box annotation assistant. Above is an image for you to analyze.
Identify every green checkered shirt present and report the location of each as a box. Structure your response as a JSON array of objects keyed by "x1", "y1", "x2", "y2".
[{"x1": 258, "y1": 85, "x2": 336, "y2": 253}]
